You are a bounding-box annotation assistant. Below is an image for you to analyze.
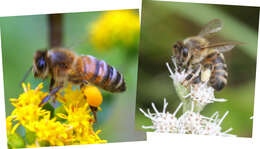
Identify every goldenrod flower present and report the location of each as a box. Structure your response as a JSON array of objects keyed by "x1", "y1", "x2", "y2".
[
  {"x1": 6, "y1": 116, "x2": 15, "y2": 135},
  {"x1": 8, "y1": 83, "x2": 49, "y2": 131},
  {"x1": 30, "y1": 116, "x2": 74, "y2": 146},
  {"x1": 56, "y1": 84, "x2": 86, "y2": 106},
  {"x1": 26, "y1": 143, "x2": 40, "y2": 148},
  {"x1": 6, "y1": 83, "x2": 106, "y2": 148},
  {"x1": 89, "y1": 10, "x2": 140, "y2": 50},
  {"x1": 57, "y1": 85, "x2": 106, "y2": 144}
]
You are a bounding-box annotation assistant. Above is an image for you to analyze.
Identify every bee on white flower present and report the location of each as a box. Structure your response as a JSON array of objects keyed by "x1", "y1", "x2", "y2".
[{"x1": 166, "y1": 57, "x2": 226, "y2": 112}]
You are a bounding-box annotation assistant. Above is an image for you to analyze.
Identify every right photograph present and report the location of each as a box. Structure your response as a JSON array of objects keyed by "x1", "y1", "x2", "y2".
[{"x1": 135, "y1": 0, "x2": 259, "y2": 138}]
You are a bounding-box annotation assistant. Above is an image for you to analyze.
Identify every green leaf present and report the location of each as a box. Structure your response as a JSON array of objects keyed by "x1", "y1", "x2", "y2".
[
  {"x1": 39, "y1": 140, "x2": 50, "y2": 147},
  {"x1": 42, "y1": 103, "x2": 55, "y2": 118},
  {"x1": 54, "y1": 105, "x2": 67, "y2": 122},
  {"x1": 7, "y1": 133, "x2": 25, "y2": 148},
  {"x1": 25, "y1": 128, "x2": 36, "y2": 145}
]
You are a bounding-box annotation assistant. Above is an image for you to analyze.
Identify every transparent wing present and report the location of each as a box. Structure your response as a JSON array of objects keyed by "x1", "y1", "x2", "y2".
[
  {"x1": 200, "y1": 41, "x2": 245, "y2": 53},
  {"x1": 198, "y1": 19, "x2": 223, "y2": 37}
]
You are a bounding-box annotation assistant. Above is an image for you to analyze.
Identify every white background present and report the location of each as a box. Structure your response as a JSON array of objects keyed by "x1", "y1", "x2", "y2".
[{"x1": 0, "y1": 0, "x2": 260, "y2": 149}]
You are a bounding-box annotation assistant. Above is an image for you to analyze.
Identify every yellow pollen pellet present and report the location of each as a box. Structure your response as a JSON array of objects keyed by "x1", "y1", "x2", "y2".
[{"x1": 84, "y1": 86, "x2": 103, "y2": 107}]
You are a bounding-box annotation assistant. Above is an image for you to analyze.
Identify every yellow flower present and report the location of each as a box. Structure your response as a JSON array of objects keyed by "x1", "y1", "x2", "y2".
[
  {"x1": 6, "y1": 83, "x2": 106, "y2": 147},
  {"x1": 57, "y1": 85, "x2": 106, "y2": 144},
  {"x1": 11, "y1": 104, "x2": 49, "y2": 127},
  {"x1": 31, "y1": 116, "x2": 74, "y2": 146},
  {"x1": 26, "y1": 143, "x2": 40, "y2": 148},
  {"x1": 8, "y1": 83, "x2": 49, "y2": 132},
  {"x1": 11, "y1": 83, "x2": 47, "y2": 107},
  {"x1": 56, "y1": 84, "x2": 86, "y2": 106},
  {"x1": 6, "y1": 116, "x2": 14, "y2": 135},
  {"x1": 58, "y1": 103, "x2": 106, "y2": 144},
  {"x1": 89, "y1": 9, "x2": 140, "y2": 50}
]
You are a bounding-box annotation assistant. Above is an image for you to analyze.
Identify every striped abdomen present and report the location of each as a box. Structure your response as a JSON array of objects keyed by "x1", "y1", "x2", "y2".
[
  {"x1": 77, "y1": 55, "x2": 126, "y2": 92},
  {"x1": 204, "y1": 51, "x2": 228, "y2": 91}
]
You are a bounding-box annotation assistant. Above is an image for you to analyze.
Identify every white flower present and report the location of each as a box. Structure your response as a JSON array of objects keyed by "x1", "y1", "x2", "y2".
[
  {"x1": 139, "y1": 99, "x2": 182, "y2": 133},
  {"x1": 186, "y1": 83, "x2": 226, "y2": 104},
  {"x1": 140, "y1": 99, "x2": 235, "y2": 137}
]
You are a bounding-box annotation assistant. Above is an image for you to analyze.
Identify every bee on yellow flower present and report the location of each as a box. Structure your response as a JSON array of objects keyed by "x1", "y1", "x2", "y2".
[{"x1": 6, "y1": 83, "x2": 106, "y2": 148}]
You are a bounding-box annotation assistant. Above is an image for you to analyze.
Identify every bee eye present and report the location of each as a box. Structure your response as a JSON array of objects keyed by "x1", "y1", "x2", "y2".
[
  {"x1": 37, "y1": 57, "x2": 46, "y2": 70},
  {"x1": 182, "y1": 47, "x2": 189, "y2": 57}
]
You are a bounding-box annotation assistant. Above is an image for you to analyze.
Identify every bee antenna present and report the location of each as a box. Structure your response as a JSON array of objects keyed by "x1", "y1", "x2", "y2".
[{"x1": 20, "y1": 65, "x2": 33, "y2": 85}]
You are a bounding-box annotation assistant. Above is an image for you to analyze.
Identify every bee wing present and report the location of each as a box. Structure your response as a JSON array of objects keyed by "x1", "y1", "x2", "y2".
[
  {"x1": 201, "y1": 41, "x2": 245, "y2": 53},
  {"x1": 198, "y1": 19, "x2": 223, "y2": 37}
]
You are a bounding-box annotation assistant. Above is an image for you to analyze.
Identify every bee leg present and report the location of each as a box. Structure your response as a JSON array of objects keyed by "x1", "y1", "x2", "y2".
[
  {"x1": 49, "y1": 77, "x2": 55, "y2": 92},
  {"x1": 49, "y1": 78, "x2": 58, "y2": 104},
  {"x1": 182, "y1": 64, "x2": 201, "y2": 86},
  {"x1": 90, "y1": 106, "x2": 98, "y2": 123},
  {"x1": 39, "y1": 86, "x2": 63, "y2": 106},
  {"x1": 79, "y1": 80, "x2": 88, "y2": 88},
  {"x1": 192, "y1": 73, "x2": 201, "y2": 84},
  {"x1": 79, "y1": 81, "x2": 97, "y2": 123}
]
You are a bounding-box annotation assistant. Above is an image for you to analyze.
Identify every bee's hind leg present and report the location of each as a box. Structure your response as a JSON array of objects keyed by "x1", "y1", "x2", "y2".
[
  {"x1": 79, "y1": 80, "x2": 88, "y2": 88},
  {"x1": 79, "y1": 80, "x2": 97, "y2": 123},
  {"x1": 90, "y1": 106, "x2": 98, "y2": 123}
]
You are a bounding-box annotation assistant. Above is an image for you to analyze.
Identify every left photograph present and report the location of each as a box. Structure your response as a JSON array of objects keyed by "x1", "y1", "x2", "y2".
[{"x1": 0, "y1": 9, "x2": 145, "y2": 148}]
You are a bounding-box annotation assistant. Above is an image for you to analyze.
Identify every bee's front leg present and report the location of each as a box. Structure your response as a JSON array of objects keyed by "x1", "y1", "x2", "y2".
[
  {"x1": 39, "y1": 78, "x2": 63, "y2": 106},
  {"x1": 182, "y1": 64, "x2": 201, "y2": 87},
  {"x1": 49, "y1": 77, "x2": 55, "y2": 92}
]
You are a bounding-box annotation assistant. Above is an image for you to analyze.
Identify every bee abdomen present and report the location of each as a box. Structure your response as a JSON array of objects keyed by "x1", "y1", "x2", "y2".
[
  {"x1": 209, "y1": 54, "x2": 228, "y2": 91},
  {"x1": 82, "y1": 55, "x2": 126, "y2": 92},
  {"x1": 210, "y1": 77, "x2": 226, "y2": 91}
]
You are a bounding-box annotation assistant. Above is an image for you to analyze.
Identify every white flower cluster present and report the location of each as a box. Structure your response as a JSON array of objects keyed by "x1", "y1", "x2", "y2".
[
  {"x1": 140, "y1": 99, "x2": 235, "y2": 137},
  {"x1": 186, "y1": 83, "x2": 226, "y2": 105}
]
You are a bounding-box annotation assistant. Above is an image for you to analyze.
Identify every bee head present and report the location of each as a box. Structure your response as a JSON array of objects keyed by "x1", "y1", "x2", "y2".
[
  {"x1": 172, "y1": 41, "x2": 189, "y2": 66},
  {"x1": 33, "y1": 50, "x2": 49, "y2": 79}
]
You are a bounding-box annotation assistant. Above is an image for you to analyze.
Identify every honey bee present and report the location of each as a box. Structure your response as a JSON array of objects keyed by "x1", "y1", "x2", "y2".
[
  {"x1": 32, "y1": 48, "x2": 126, "y2": 119},
  {"x1": 172, "y1": 19, "x2": 243, "y2": 91}
]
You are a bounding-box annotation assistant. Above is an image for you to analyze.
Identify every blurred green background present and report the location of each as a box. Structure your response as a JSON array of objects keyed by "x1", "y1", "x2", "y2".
[
  {"x1": 0, "y1": 9, "x2": 145, "y2": 143},
  {"x1": 135, "y1": 0, "x2": 258, "y2": 138}
]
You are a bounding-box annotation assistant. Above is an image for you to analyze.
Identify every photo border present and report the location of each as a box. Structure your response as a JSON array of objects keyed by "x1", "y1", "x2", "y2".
[
  {"x1": 0, "y1": 1, "x2": 141, "y2": 149},
  {"x1": 1, "y1": 0, "x2": 260, "y2": 149}
]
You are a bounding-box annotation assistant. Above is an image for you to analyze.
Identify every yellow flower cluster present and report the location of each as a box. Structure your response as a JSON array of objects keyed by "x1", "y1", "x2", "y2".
[
  {"x1": 6, "y1": 83, "x2": 106, "y2": 148},
  {"x1": 89, "y1": 9, "x2": 140, "y2": 50}
]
